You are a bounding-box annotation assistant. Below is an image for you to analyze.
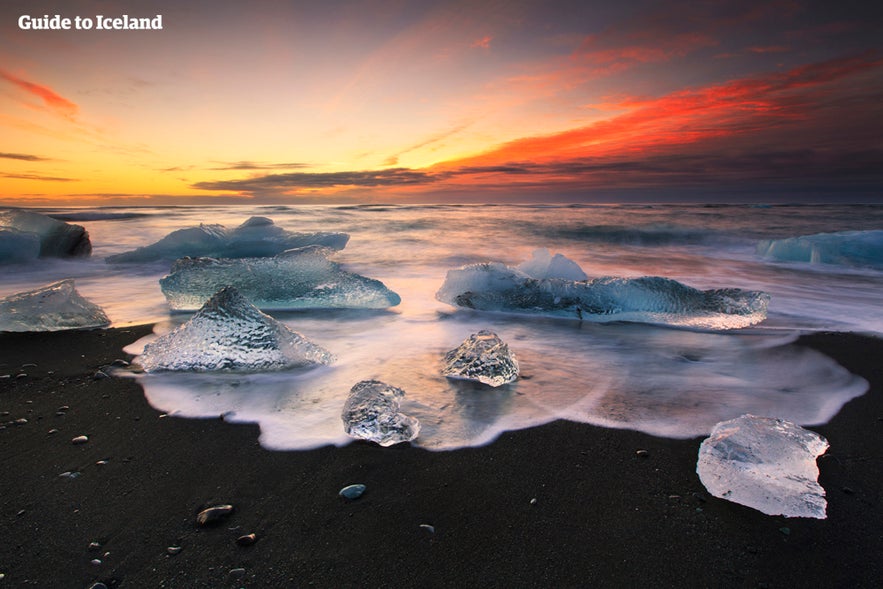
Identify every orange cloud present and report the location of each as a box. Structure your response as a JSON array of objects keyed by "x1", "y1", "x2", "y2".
[
  {"x1": 471, "y1": 35, "x2": 492, "y2": 49},
  {"x1": 0, "y1": 70, "x2": 78, "y2": 120}
]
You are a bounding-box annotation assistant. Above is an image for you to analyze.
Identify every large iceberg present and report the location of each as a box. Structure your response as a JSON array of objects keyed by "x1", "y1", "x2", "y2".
[
  {"x1": 0, "y1": 209, "x2": 91, "y2": 259},
  {"x1": 697, "y1": 414, "x2": 829, "y2": 519},
  {"x1": 159, "y1": 246, "x2": 401, "y2": 311},
  {"x1": 443, "y1": 330, "x2": 520, "y2": 387},
  {"x1": 437, "y1": 258, "x2": 769, "y2": 330},
  {"x1": 341, "y1": 380, "x2": 420, "y2": 446},
  {"x1": 0, "y1": 280, "x2": 110, "y2": 332},
  {"x1": 757, "y1": 230, "x2": 883, "y2": 268},
  {"x1": 137, "y1": 286, "x2": 333, "y2": 372},
  {"x1": 106, "y1": 216, "x2": 349, "y2": 263},
  {"x1": 0, "y1": 228, "x2": 41, "y2": 262}
]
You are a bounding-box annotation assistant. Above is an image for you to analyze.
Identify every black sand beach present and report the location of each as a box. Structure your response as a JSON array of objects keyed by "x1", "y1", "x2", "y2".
[{"x1": 1, "y1": 326, "x2": 880, "y2": 588}]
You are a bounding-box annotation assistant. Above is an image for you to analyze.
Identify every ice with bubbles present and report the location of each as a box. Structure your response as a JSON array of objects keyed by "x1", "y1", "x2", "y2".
[
  {"x1": 341, "y1": 380, "x2": 420, "y2": 446},
  {"x1": 137, "y1": 286, "x2": 332, "y2": 372},
  {"x1": 697, "y1": 414, "x2": 829, "y2": 519},
  {"x1": 757, "y1": 230, "x2": 883, "y2": 268},
  {"x1": 159, "y1": 246, "x2": 401, "y2": 311},
  {"x1": 443, "y1": 330, "x2": 520, "y2": 387},
  {"x1": 106, "y1": 216, "x2": 349, "y2": 263},
  {"x1": 0, "y1": 209, "x2": 91, "y2": 260},
  {"x1": 0, "y1": 280, "x2": 109, "y2": 332},
  {"x1": 437, "y1": 256, "x2": 770, "y2": 329}
]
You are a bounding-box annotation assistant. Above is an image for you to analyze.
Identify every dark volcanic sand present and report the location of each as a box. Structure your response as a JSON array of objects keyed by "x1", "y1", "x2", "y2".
[{"x1": 0, "y1": 326, "x2": 880, "y2": 588}]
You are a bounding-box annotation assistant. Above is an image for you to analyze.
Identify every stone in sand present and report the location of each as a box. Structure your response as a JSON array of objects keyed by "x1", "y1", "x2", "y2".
[{"x1": 196, "y1": 504, "x2": 234, "y2": 526}]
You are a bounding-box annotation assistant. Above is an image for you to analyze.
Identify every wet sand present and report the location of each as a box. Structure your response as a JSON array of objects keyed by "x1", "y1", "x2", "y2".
[{"x1": 0, "y1": 326, "x2": 880, "y2": 588}]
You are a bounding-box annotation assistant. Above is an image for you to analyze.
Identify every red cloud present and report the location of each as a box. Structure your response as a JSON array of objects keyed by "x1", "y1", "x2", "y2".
[
  {"x1": 471, "y1": 35, "x2": 492, "y2": 49},
  {"x1": 0, "y1": 70, "x2": 78, "y2": 119}
]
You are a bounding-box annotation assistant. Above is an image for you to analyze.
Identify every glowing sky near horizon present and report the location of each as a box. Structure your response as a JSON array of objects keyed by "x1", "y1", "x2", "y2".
[{"x1": 0, "y1": 0, "x2": 881, "y2": 205}]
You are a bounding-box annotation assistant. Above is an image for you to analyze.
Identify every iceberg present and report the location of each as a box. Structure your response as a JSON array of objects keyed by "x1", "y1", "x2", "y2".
[
  {"x1": 0, "y1": 228, "x2": 41, "y2": 262},
  {"x1": 0, "y1": 280, "x2": 110, "y2": 332},
  {"x1": 757, "y1": 230, "x2": 883, "y2": 268},
  {"x1": 516, "y1": 248, "x2": 588, "y2": 281},
  {"x1": 159, "y1": 246, "x2": 401, "y2": 311},
  {"x1": 443, "y1": 330, "x2": 519, "y2": 387},
  {"x1": 341, "y1": 380, "x2": 420, "y2": 446},
  {"x1": 137, "y1": 286, "x2": 333, "y2": 372},
  {"x1": 0, "y1": 209, "x2": 91, "y2": 259},
  {"x1": 436, "y1": 260, "x2": 769, "y2": 329},
  {"x1": 105, "y1": 216, "x2": 349, "y2": 263},
  {"x1": 697, "y1": 414, "x2": 829, "y2": 519}
]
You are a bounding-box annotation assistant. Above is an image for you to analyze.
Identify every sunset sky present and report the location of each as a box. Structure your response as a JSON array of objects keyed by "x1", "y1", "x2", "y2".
[{"x1": 1, "y1": 0, "x2": 881, "y2": 205}]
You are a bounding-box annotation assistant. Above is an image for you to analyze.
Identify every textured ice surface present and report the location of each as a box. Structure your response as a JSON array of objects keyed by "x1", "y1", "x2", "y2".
[
  {"x1": 443, "y1": 330, "x2": 520, "y2": 387},
  {"x1": 0, "y1": 280, "x2": 109, "y2": 332},
  {"x1": 697, "y1": 414, "x2": 829, "y2": 518},
  {"x1": 106, "y1": 216, "x2": 349, "y2": 263},
  {"x1": 757, "y1": 230, "x2": 883, "y2": 268},
  {"x1": 517, "y1": 248, "x2": 588, "y2": 281},
  {"x1": 341, "y1": 380, "x2": 420, "y2": 446},
  {"x1": 137, "y1": 286, "x2": 332, "y2": 372},
  {"x1": 159, "y1": 246, "x2": 401, "y2": 311},
  {"x1": 0, "y1": 228, "x2": 41, "y2": 262},
  {"x1": 0, "y1": 209, "x2": 91, "y2": 258},
  {"x1": 437, "y1": 262, "x2": 770, "y2": 329}
]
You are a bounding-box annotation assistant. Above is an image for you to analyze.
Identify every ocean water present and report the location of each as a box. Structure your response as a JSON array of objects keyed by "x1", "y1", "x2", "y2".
[{"x1": 2, "y1": 203, "x2": 880, "y2": 450}]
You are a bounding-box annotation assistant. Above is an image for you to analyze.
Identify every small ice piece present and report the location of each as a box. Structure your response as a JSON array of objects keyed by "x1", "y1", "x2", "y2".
[
  {"x1": 341, "y1": 380, "x2": 420, "y2": 446},
  {"x1": 0, "y1": 209, "x2": 91, "y2": 258},
  {"x1": 0, "y1": 280, "x2": 110, "y2": 332},
  {"x1": 137, "y1": 286, "x2": 332, "y2": 372},
  {"x1": 106, "y1": 216, "x2": 348, "y2": 263},
  {"x1": 159, "y1": 246, "x2": 401, "y2": 311},
  {"x1": 697, "y1": 414, "x2": 829, "y2": 519},
  {"x1": 436, "y1": 262, "x2": 769, "y2": 330},
  {"x1": 442, "y1": 330, "x2": 519, "y2": 387},
  {"x1": 516, "y1": 248, "x2": 588, "y2": 281},
  {"x1": 757, "y1": 229, "x2": 883, "y2": 268}
]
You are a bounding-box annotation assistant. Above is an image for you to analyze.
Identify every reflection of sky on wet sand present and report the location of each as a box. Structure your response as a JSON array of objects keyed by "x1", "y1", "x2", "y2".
[{"x1": 126, "y1": 314, "x2": 868, "y2": 451}]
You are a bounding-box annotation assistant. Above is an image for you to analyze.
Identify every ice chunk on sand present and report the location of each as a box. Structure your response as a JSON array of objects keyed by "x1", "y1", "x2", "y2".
[
  {"x1": 443, "y1": 330, "x2": 519, "y2": 387},
  {"x1": 436, "y1": 262, "x2": 769, "y2": 330},
  {"x1": 159, "y1": 246, "x2": 401, "y2": 311},
  {"x1": 341, "y1": 380, "x2": 420, "y2": 446},
  {"x1": 0, "y1": 209, "x2": 91, "y2": 258},
  {"x1": 757, "y1": 230, "x2": 883, "y2": 268},
  {"x1": 0, "y1": 280, "x2": 109, "y2": 332},
  {"x1": 106, "y1": 216, "x2": 349, "y2": 263},
  {"x1": 517, "y1": 248, "x2": 588, "y2": 281},
  {"x1": 137, "y1": 286, "x2": 332, "y2": 372},
  {"x1": 697, "y1": 414, "x2": 829, "y2": 519}
]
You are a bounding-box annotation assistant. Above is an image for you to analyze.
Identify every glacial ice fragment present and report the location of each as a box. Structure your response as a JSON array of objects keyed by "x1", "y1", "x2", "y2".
[
  {"x1": 159, "y1": 246, "x2": 401, "y2": 311},
  {"x1": 137, "y1": 286, "x2": 332, "y2": 372},
  {"x1": 341, "y1": 380, "x2": 420, "y2": 446},
  {"x1": 436, "y1": 261, "x2": 769, "y2": 329},
  {"x1": 0, "y1": 228, "x2": 41, "y2": 262},
  {"x1": 105, "y1": 216, "x2": 348, "y2": 263},
  {"x1": 757, "y1": 230, "x2": 883, "y2": 268},
  {"x1": 0, "y1": 280, "x2": 110, "y2": 332},
  {"x1": 697, "y1": 414, "x2": 829, "y2": 519},
  {"x1": 517, "y1": 248, "x2": 588, "y2": 281},
  {"x1": 0, "y1": 209, "x2": 91, "y2": 258},
  {"x1": 443, "y1": 330, "x2": 519, "y2": 387}
]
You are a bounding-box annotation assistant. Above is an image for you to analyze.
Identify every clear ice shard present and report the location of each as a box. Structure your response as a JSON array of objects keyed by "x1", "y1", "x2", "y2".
[
  {"x1": 436, "y1": 260, "x2": 769, "y2": 330},
  {"x1": 105, "y1": 216, "x2": 349, "y2": 263},
  {"x1": 697, "y1": 414, "x2": 829, "y2": 519},
  {"x1": 0, "y1": 209, "x2": 91, "y2": 259},
  {"x1": 442, "y1": 330, "x2": 519, "y2": 387},
  {"x1": 516, "y1": 248, "x2": 588, "y2": 280},
  {"x1": 0, "y1": 280, "x2": 110, "y2": 332},
  {"x1": 159, "y1": 246, "x2": 401, "y2": 311},
  {"x1": 137, "y1": 286, "x2": 333, "y2": 372},
  {"x1": 757, "y1": 229, "x2": 883, "y2": 268},
  {"x1": 341, "y1": 380, "x2": 420, "y2": 446}
]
